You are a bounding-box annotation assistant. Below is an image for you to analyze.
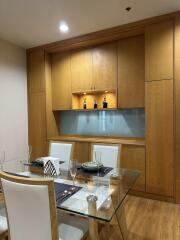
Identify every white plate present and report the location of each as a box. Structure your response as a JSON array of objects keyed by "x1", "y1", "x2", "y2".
[{"x1": 82, "y1": 161, "x2": 103, "y2": 171}]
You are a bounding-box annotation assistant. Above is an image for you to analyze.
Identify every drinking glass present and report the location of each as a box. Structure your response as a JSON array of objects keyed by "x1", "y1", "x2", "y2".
[
  {"x1": 0, "y1": 151, "x2": 5, "y2": 171},
  {"x1": 94, "y1": 151, "x2": 102, "y2": 165},
  {"x1": 69, "y1": 160, "x2": 77, "y2": 187},
  {"x1": 28, "y1": 145, "x2": 32, "y2": 162}
]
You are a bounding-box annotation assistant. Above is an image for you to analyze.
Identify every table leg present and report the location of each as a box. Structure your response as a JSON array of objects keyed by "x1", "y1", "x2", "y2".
[
  {"x1": 88, "y1": 219, "x2": 99, "y2": 240},
  {"x1": 115, "y1": 201, "x2": 128, "y2": 240}
]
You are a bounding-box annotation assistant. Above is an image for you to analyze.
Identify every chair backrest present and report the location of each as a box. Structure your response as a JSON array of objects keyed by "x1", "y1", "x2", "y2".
[
  {"x1": 0, "y1": 172, "x2": 58, "y2": 240},
  {"x1": 49, "y1": 141, "x2": 74, "y2": 162},
  {"x1": 91, "y1": 143, "x2": 121, "y2": 168}
]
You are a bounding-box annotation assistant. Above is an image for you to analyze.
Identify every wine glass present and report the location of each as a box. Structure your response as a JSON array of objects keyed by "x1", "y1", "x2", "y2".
[
  {"x1": 94, "y1": 151, "x2": 102, "y2": 165},
  {"x1": 69, "y1": 160, "x2": 77, "y2": 189},
  {"x1": 0, "y1": 151, "x2": 5, "y2": 171},
  {"x1": 28, "y1": 145, "x2": 32, "y2": 162}
]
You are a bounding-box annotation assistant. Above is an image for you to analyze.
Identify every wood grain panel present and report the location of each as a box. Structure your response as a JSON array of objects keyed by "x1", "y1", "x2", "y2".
[
  {"x1": 28, "y1": 92, "x2": 47, "y2": 159},
  {"x1": 121, "y1": 145, "x2": 145, "y2": 192},
  {"x1": 73, "y1": 142, "x2": 90, "y2": 163},
  {"x1": 71, "y1": 48, "x2": 93, "y2": 93},
  {"x1": 45, "y1": 53, "x2": 59, "y2": 137},
  {"x1": 92, "y1": 42, "x2": 118, "y2": 90},
  {"x1": 146, "y1": 80, "x2": 174, "y2": 197},
  {"x1": 118, "y1": 35, "x2": 145, "y2": 108},
  {"x1": 51, "y1": 52, "x2": 72, "y2": 110},
  {"x1": 145, "y1": 20, "x2": 174, "y2": 81},
  {"x1": 27, "y1": 50, "x2": 45, "y2": 93},
  {"x1": 175, "y1": 16, "x2": 180, "y2": 203}
]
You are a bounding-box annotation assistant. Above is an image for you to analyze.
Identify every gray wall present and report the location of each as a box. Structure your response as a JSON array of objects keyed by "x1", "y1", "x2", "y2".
[{"x1": 59, "y1": 109, "x2": 145, "y2": 137}]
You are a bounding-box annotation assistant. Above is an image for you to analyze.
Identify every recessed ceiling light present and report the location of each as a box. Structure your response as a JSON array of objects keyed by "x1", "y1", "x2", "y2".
[
  {"x1": 59, "y1": 22, "x2": 69, "y2": 33},
  {"x1": 125, "y1": 6, "x2": 132, "y2": 12}
]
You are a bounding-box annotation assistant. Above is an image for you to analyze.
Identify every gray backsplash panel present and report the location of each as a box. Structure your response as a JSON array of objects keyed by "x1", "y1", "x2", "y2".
[{"x1": 59, "y1": 109, "x2": 145, "y2": 137}]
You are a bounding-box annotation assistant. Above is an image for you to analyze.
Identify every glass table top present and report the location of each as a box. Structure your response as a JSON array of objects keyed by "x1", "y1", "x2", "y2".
[{"x1": 5, "y1": 167, "x2": 140, "y2": 222}]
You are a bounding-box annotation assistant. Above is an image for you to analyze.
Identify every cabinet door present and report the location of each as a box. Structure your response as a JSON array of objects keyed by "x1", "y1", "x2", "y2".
[
  {"x1": 121, "y1": 145, "x2": 145, "y2": 192},
  {"x1": 146, "y1": 80, "x2": 174, "y2": 197},
  {"x1": 71, "y1": 48, "x2": 93, "y2": 93},
  {"x1": 118, "y1": 35, "x2": 145, "y2": 108},
  {"x1": 28, "y1": 93, "x2": 47, "y2": 159},
  {"x1": 175, "y1": 16, "x2": 180, "y2": 203},
  {"x1": 51, "y1": 52, "x2": 72, "y2": 110},
  {"x1": 73, "y1": 142, "x2": 90, "y2": 163},
  {"x1": 145, "y1": 20, "x2": 173, "y2": 81},
  {"x1": 27, "y1": 50, "x2": 45, "y2": 93},
  {"x1": 92, "y1": 42, "x2": 117, "y2": 90}
]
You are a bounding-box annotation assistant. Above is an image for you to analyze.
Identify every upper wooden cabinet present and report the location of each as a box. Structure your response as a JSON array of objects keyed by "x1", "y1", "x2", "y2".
[
  {"x1": 118, "y1": 35, "x2": 145, "y2": 108},
  {"x1": 145, "y1": 20, "x2": 174, "y2": 81},
  {"x1": 146, "y1": 80, "x2": 174, "y2": 197},
  {"x1": 92, "y1": 42, "x2": 118, "y2": 91},
  {"x1": 71, "y1": 43, "x2": 118, "y2": 93},
  {"x1": 51, "y1": 52, "x2": 72, "y2": 110},
  {"x1": 71, "y1": 48, "x2": 93, "y2": 93},
  {"x1": 27, "y1": 50, "x2": 45, "y2": 93}
]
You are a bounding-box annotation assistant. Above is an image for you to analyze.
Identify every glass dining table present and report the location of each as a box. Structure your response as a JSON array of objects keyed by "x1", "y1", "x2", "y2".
[{"x1": 4, "y1": 164, "x2": 140, "y2": 240}]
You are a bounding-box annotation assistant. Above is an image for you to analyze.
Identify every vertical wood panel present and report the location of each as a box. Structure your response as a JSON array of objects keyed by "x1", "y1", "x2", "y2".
[
  {"x1": 145, "y1": 20, "x2": 173, "y2": 81},
  {"x1": 51, "y1": 52, "x2": 72, "y2": 110},
  {"x1": 28, "y1": 50, "x2": 45, "y2": 93},
  {"x1": 73, "y1": 142, "x2": 90, "y2": 163},
  {"x1": 92, "y1": 42, "x2": 118, "y2": 90},
  {"x1": 29, "y1": 92, "x2": 47, "y2": 159},
  {"x1": 146, "y1": 80, "x2": 174, "y2": 197},
  {"x1": 121, "y1": 145, "x2": 146, "y2": 192},
  {"x1": 118, "y1": 35, "x2": 145, "y2": 108},
  {"x1": 71, "y1": 48, "x2": 93, "y2": 92},
  {"x1": 175, "y1": 16, "x2": 180, "y2": 203},
  {"x1": 45, "y1": 53, "x2": 59, "y2": 138}
]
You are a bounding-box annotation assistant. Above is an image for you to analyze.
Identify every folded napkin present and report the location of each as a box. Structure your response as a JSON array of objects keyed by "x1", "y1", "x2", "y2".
[{"x1": 42, "y1": 157, "x2": 60, "y2": 176}]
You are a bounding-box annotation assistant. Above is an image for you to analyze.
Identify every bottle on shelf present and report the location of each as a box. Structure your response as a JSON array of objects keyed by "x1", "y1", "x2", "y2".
[
  {"x1": 94, "y1": 99, "x2": 97, "y2": 109},
  {"x1": 103, "y1": 96, "x2": 108, "y2": 109},
  {"x1": 83, "y1": 98, "x2": 87, "y2": 109}
]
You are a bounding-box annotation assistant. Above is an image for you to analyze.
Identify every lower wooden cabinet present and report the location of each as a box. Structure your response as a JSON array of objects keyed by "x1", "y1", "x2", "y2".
[
  {"x1": 73, "y1": 142, "x2": 90, "y2": 163},
  {"x1": 121, "y1": 145, "x2": 146, "y2": 192},
  {"x1": 146, "y1": 80, "x2": 174, "y2": 197}
]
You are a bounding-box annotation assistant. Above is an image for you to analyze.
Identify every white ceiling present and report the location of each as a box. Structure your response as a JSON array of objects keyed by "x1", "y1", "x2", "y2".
[{"x1": 0, "y1": 0, "x2": 180, "y2": 49}]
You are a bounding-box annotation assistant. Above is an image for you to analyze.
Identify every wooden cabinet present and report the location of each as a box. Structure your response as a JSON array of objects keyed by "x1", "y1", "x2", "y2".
[
  {"x1": 146, "y1": 80, "x2": 174, "y2": 197},
  {"x1": 145, "y1": 20, "x2": 173, "y2": 81},
  {"x1": 175, "y1": 16, "x2": 180, "y2": 203},
  {"x1": 71, "y1": 48, "x2": 93, "y2": 93},
  {"x1": 121, "y1": 145, "x2": 145, "y2": 192},
  {"x1": 27, "y1": 50, "x2": 59, "y2": 158},
  {"x1": 73, "y1": 142, "x2": 90, "y2": 163},
  {"x1": 51, "y1": 52, "x2": 72, "y2": 110},
  {"x1": 28, "y1": 50, "x2": 45, "y2": 93},
  {"x1": 28, "y1": 93, "x2": 47, "y2": 159},
  {"x1": 118, "y1": 35, "x2": 145, "y2": 108},
  {"x1": 92, "y1": 42, "x2": 117, "y2": 91},
  {"x1": 71, "y1": 43, "x2": 117, "y2": 93}
]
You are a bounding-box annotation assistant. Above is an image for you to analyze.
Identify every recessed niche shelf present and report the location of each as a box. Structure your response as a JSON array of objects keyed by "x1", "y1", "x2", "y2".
[{"x1": 72, "y1": 90, "x2": 117, "y2": 110}]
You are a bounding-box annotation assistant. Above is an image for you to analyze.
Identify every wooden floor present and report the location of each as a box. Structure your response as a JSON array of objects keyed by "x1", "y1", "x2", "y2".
[
  {"x1": 1, "y1": 193, "x2": 180, "y2": 240},
  {"x1": 122, "y1": 195, "x2": 180, "y2": 240}
]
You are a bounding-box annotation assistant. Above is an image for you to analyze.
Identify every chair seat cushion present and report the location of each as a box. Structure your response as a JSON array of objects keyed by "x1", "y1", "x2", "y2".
[
  {"x1": 0, "y1": 216, "x2": 8, "y2": 234},
  {"x1": 58, "y1": 212, "x2": 88, "y2": 240}
]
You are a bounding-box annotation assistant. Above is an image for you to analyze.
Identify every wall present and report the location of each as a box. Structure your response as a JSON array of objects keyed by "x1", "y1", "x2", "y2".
[
  {"x1": 59, "y1": 109, "x2": 145, "y2": 137},
  {"x1": 0, "y1": 39, "x2": 28, "y2": 172}
]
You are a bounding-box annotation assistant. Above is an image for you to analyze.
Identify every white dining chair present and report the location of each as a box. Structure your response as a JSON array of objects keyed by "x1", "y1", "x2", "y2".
[
  {"x1": 49, "y1": 141, "x2": 74, "y2": 162},
  {"x1": 0, "y1": 216, "x2": 8, "y2": 240},
  {"x1": 0, "y1": 171, "x2": 88, "y2": 240},
  {"x1": 91, "y1": 143, "x2": 121, "y2": 168}
]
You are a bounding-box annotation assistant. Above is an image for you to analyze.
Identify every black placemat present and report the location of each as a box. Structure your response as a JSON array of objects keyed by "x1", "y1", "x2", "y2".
[
  {"x1": 55, "y1": 182, "x2": 82, "y2": 206},
  {"x1": 77, "y1": 166, "x2": 113, "y2": 177}
]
